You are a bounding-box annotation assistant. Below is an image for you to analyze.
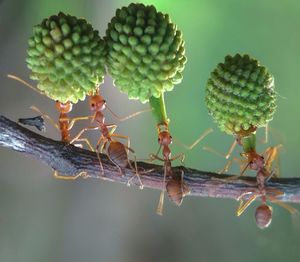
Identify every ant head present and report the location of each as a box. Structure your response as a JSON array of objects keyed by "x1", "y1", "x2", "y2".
[
  {"x1": 158, "y1": 131, "x2": 172, "y2": 146},
  {"x1": 255, "y1": 204, "x2": 273, "y2": 229},
  {"x1": 55, "y1": 101, "x2": 72, "y2": 113},
  {"x1": 89, "y1": 95, "x2": 106, "y2": 112}
]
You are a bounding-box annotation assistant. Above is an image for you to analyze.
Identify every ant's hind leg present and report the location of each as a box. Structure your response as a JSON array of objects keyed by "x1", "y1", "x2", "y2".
[
  {"x1": 53, "y1": 170, "x2": 88, "y2": 180},
  {"x1": 174, "y1": 128, "x2": 213, "y2": 151},
  {"x1": 69, "y1": 126, "x2": 99, "y2": 144},
  {"x1": 236, "y1": 194, "x2": 258, "y2": 217},
  {"x1": 73, "y1": 138, "x2": 95, "y2": 152},
  {"x1": 125, "y1": 147, "x2": 143, "y2": 189},
  {"x1": 95, "y1": 138, "x2": 105, "y2": 177}
]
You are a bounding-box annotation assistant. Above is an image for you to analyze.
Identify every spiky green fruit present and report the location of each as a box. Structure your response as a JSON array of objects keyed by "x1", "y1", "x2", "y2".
[
  {"x1": 26, "y1": 12, "x2": 106, "y2": 104},
  {"x1": 205, "y1": 54, "x2": 276, "y2": 135},
  {"x1": 105, "y1": 3, "x2": 187, "y2": 103}
]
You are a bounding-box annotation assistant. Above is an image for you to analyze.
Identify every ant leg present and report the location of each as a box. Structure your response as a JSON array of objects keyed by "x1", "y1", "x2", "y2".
[
  {"x1": 106, "y1": 105, "x2": 152, "y2": 121},
  {"x1": 236, "y1": 194, "x2": 258, "y2": 216},
  {"x1": 95, "y1": 138, "x2": 105, "y2": 176},
  {"x1": 67, "y1": 116, "x2": 94, "y2": 130},
  {"x1": 103, "y1": 144, "x2": 124, "y2": 177},
  {"x1": 215, "y1": 157, "x2": 244, "y2": 175},
  {"x1": 156, "y1": 165, "x2": 167, "y2": 216},
  {"x1": 173, "y1": 128, "x2": 213, "y2": 151},
  {"x1": 270, "y1": 198, "x2": 299, "y2": 215},
  {"x1": 30, "y1": 106, "x2": 59, "y2": 130},
  {"x1": 224, "y1": 161, "x2": 251, "y2": 181},
  {"x1": 170, "y1": 153, "x2": 185, "y2": 165},
  {"x1": 69, "y1": 126, "x2": 99, "y2": 144},
  {"x1": 181, "y1": 171, "x2": 191, "y2": 196},
  {"x1": 125, "y1": 147, "x2": 143, "y2": 189},
  {"x1": 53, "y1": 170, "x2": 88, "y2": 180},
  {"x1": 106, "y1": 124, "x2": 118, "y2": 135},
  {"x1": 203, "y1": 138, "x2": 238, "y2": 160},
  {"x1": 261, "y1": 124, "x2": 269, "y2": 144},
  {"x1": 263, "y1": 144, "x2": 283, "y2": 177},
  {"x1": 73, "y1": 138, "x2": 95, "y2": 152},
  {"x1": 225, "y1": 139, "x2": 238, "y2": 159},
  {"x1": 149, "y1": 153, "x2": 164, "y2": 162}
]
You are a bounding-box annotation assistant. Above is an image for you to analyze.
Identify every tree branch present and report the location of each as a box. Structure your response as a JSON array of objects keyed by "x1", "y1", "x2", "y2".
[{"x1": 1, "y1": 115, "x2": 300, "y2": 203}]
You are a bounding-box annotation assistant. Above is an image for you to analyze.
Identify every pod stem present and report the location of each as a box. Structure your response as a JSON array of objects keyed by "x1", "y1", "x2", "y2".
[
  {"x1": 149, "y1": 93, "x2": 169, "y2": 126},
  {"x1": 241, "y1": 133, "x2": 257, "y2": 153}
]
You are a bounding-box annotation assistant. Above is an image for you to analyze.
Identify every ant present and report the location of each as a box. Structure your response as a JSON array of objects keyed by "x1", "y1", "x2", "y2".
[
  {"x1": 204, "y1": 125, "x2": 282, "y2": 179},
  {"x1": 70, "y1": 87, "x2": 146, "y2": 188},
  {"x1": 149, "y1": 122, "x2": 212, "y2": 215},
  {"x1": 8, "y1": 74, "x2": 94, "y2": 179},
  {"x1": 236, "y1": 168, "x2": 298, "y2": 229}
]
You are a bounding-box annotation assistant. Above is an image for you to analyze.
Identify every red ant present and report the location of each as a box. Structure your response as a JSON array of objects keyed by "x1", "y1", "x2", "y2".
[
  {"x1": 70, "y1": 87, "x2": 146, "y2": 188},
  {"x1": 204, "y1": 125, "x2": 282, "y2": 178},
  {"x1": 8, "y1": 74, "x2": 94, "y2": 179},
  {"x1": 236, "y1": 168, "x2": 298, "y2": 229},
  {"x1": 150, "y1": 122, "x2": 187, "y2": 215},
  {"x1": 150, "y1": 122, "x2": 212, "y2": 215}
]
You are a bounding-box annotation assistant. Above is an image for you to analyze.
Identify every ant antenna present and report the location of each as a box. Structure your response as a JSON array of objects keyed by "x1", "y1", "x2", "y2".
[
  {"x1": 7, "y1": 74, "x2": 45, "y2": 96},
  {"x1": 106, "y1": 104, "x2": 152, "y2": 122}
]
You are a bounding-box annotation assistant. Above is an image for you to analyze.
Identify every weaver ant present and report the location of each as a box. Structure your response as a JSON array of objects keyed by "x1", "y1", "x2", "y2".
[
  {"x1": 150, "y1": 121, "x2": 212, "y2": 215},
  {"x1": 236, "y1": 168, "x2": 298, "y2": 229},
  {"x1": 70, "y1": 87, "x2": 148, "y2": 188},
  {"x1": 8, "y1": 74, "x2": 93, "y2": 179}
]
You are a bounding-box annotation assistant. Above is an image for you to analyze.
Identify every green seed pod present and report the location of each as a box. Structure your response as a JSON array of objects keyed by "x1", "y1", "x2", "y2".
[
  {"x1": 26, "y1": 12, "x2": 106, "y2": 104},
  {"x1": 105, "y1": 3, "x2": 187, "y2": 103},
  {"x1": 205, "y1": 54, "x2": 276, "y2": 135}
]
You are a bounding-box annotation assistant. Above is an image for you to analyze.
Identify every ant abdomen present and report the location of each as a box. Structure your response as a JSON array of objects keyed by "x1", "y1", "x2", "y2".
[
  {"x1": 107, "y1": 141, "x2": 128, "y2": 170},
  {"x1": 166, "y1": 177, "x2": 184, "y2": 206},
  {"x1": 255, "y1": 204, "x2": 273, "y2": 229}
]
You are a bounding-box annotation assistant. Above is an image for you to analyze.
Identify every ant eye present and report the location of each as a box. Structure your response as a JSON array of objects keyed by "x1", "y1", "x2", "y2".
[
  {"x1": 170, "y1": 136, "x2": 173, "y2": 139},
  {"x1": 91, "y1": 103, "x2": 95, "y2": 107},
  {"x1": 103, "y1": 100, "x2": 106, "y2": 103}
]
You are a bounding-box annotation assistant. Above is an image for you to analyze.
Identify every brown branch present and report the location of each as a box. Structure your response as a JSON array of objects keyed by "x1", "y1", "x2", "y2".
[{"x1": 1, "y1": 115, "x2": 300, "y2": 203}]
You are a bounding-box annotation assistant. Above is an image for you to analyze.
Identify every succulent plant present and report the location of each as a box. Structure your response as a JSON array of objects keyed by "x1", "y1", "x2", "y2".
[
  {"x1": 26, "y1": 12, "x2": 106, "y2": 104},
  {"x1": 205, "y1": 54, "x2": 276, "y2": 135},
  {"x1": 105, "y1": 3, "x2": 187, "y2": 103}
]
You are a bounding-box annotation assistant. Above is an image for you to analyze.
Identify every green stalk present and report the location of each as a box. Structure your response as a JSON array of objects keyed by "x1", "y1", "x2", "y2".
[
  {"x1": 149, "y1": 93, "x2": 169, "y2": 125},
  {"x1": 241, "y1": 133, "x2": 256, "y2": 153}
]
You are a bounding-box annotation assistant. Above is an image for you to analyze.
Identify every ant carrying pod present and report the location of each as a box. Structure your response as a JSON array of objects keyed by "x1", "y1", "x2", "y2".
[
  {"x1": 8, "y1": 12, "x2": 107, "y2": 179},
  {"x1": 205, "y1": 54, "x2": 278, "y2": 177},
  {"x1": 204, "y1": 53, "x2": 296, "y2": 228},
  {"x1": 7, "y1": 75, "x2": 95, "y2": 179},
  {"x1": 105, "y1": 3, "x2": 212, "y2": 214},
  {"x1": 148, "y1": 96, "x2": 212, "y2": 215},
  {"x1": 150, "y1": 122, "x2": 189, "y2": 215},
  {"x1": 70, "y1": 87, "x2": 148, "y2": 188}
]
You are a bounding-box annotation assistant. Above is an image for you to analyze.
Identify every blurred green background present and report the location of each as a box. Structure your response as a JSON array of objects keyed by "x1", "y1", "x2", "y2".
[{"x1": 1, "y1": 0, "x2": 300, "y2": 261}]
